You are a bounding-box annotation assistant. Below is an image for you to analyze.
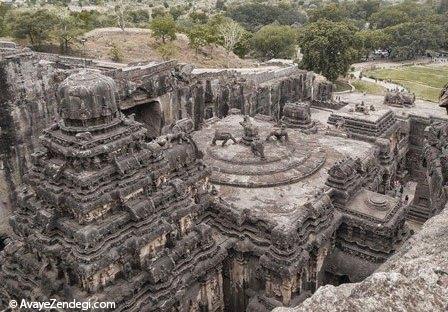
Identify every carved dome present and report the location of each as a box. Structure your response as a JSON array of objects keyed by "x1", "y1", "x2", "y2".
[{"x1": 58, "y1": 70, "x2": 119, "y2": 127}]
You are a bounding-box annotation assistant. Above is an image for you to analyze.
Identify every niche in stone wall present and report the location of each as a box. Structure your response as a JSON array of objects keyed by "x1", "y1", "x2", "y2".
[
  {"x1": 222, "y1": 251, "x2": 262, "y2": 312},
  {"x1": 0, "y1": 234, "x2": 6, "y2": 251},
  {"x1": 122, "y1": 101, "x2": 164, "y2": 139}
]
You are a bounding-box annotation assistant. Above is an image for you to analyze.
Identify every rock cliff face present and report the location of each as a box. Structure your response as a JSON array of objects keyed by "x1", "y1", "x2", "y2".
[
  {"x1": 0, "y1": 52, "x2": 62, "y2": 211},
  {"x1": 273, "y1": 202, "x2": 448, "y2": 312}
]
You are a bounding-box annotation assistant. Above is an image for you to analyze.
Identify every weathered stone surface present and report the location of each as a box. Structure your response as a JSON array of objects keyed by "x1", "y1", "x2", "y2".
[
  {"x1": 384, "y1": 90, "x2": 415, "y2": 107},
  {"x1": 273, "y1": 203, "x2": 448, "y2": 312},
  {"x1": 193, "y1": 112, "x2": 413, "y2": 311},
  {"x1": 0, "y1": 50, "x2": 332, "y2": 223},
  {"x1": 2, "y1": 46, "x2": 448, "y2": 312},
  {"x1": 0, "y1": 71, "x2": 227, "y2": 311}
]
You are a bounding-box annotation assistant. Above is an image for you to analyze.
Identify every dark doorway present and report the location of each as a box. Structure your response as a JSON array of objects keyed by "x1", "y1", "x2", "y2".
[
  {"x1": 122, "y1": 101, "x2": 164, "y2": 139},
  {"x1": 222, "y1": 257, "x2": 249, "y2": 312},
  {"x1": 218, "y1": 102, "x2": 229, "y2": 118},
  {"x1": 337, "y1": 274, "x2": 351, "y2": 285},
  {"x1": 0, "y1": 234, "x2": 6, "y2": 251},
  {"x1": 323, "y1": 271, "x2": 352, "y2": 286}
]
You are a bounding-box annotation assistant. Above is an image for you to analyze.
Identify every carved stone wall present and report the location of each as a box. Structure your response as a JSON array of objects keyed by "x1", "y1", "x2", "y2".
[
  {"x1": 0, "y1": 70, "x2": 227, "y2": 311},
  {"x1": 407, "y1": 116, "x2": 446, "y2": 221}
]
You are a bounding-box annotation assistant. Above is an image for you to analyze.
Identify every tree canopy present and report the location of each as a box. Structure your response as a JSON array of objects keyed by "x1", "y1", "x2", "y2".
[
  {"x1": 150, "y1": 15, "x2": 177, "y2": 43},
  {"x1": 251, "y1": 24, "x2": 298, "y2": 60},
  {"x1": 299, "y1": 19, "x2": 361, "y2": 81},
  {"x1": 0, "y1": 4, "x2": 10, "y2": 37},
  {"x1": 9, "y1": 9, "x2": 59, "y2": 48},
  {"x1": 226, "y1": 2, "x2": 307, "y2": 32},
  {"x1": 385, "y1": 22, "x2": 446, "y2": 60},
  {"x1": 1, "y1": 0, "x2": 447, "y2": 81},
  {"x1": 187, "y1": 23, "x2": 216, "y2": 54}
]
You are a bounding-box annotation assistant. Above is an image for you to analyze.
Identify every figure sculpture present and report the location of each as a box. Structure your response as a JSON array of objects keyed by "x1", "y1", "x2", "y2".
[
  {"x1": 240, "y1": 115, "x2": 260, "y2": 145},
  {"x1": 251, "y1": 139, "x2": 265, "y2": 159},
  {"x1": 384, "y1": 90, "x2": 415, "y2": 107},
  {"x1": 266, "y1": 125, "x2": 289, "y2": 142},
  {"x1": 335, "y1": 119, "x2": 345, "y2": 130},
  {"x1": 211, "y1": 130, "x2": 237, "y2": 146},
  {"x1": 355, "y1": 102, "x2": 369, "y2": 115}
]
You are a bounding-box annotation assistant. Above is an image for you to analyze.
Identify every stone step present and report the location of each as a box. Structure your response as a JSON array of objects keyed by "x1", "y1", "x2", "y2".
[{"x1": 407, "y1": 204, "x2": 431, "y2": 223}]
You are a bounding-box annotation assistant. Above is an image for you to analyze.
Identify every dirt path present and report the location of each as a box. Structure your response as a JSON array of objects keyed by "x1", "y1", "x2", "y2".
[
  {"x1": 352, "y1": 58, "x2": 433, "y2": 71},
  {"x1": 353, "y1": 69, "x2": 407, "y2": 92}
]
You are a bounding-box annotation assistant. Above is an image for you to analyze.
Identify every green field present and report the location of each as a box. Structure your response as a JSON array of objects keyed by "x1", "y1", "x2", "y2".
[
  {"x1": 334, "y1": 80, "x2": 352, "y2": 92},
  {"x1": 365, "y1": 65, "x2": 448, "y2": 102},
  {"x1": 351, "y1": 80, "x2": 386, "y2": 96}
]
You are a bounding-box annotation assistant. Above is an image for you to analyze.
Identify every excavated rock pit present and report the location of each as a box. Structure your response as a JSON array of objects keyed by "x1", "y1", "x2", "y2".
[{"x1": 274, "y1": 202, "x2": 448, "y2": 312}]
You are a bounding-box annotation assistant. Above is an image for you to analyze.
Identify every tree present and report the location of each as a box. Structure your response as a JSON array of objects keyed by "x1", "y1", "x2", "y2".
[
  {"x1": 150, "y1": 15, "x2": 176, "y2": 43},
  {"x1": 357, "y1": 29, "x2": 391, "y2": 58},
  {"x1": 384, "y1": 22, "x2": 445, "y2": 60},
  {"x1": 9, "y1": 9, "x2": 58, "y2": 49},
  {"x1": 109, "y1": 43, "x2": 123, "y2": 62},
  {"x1": 217, "y1": 19, "x2": 244, "y2": 56},
  {"x1": 55, "y1": 10, "x2": 83, "y2": 54},
  {"x1": 169, "y1": 5, "x2": 186, "y2": 21},
  {"x1": 71, "y1": 10, "x2": 109, "y2": 31},
  {"x1": 227, "y1": 2, "x2": 307, "y2": 32},
  {"x1": 114, "y1": 0, "x2": 129, "y2": 31},
  {"x1": 151, "y1": 6, "x2": 166, "y2": 19},
  {"x1": 369, "y1": 9, "x2": 409, "y2": 29},
  {"x1": 299, "y1": 19, "x2": 360, "y2": 81},
  {"x1": 251, "y1": 24, "x2": 298, "y2": 59},
  {"x1": 189, "y1": 11, "x2": 209, "y2": 24},
  {"x1": 349, "y1": 0, "x2": 381, "y2": 20},
  {"x1": 309, "y1": 3, "x2": 347, "y2": 22},
  {"x1": 215, "y1": 0, "x2": 226, "y2": 11},
  {"x1": 233, "y1": 31, "x2": 252, "y2": 58},
  {"x1": 440, "y1": 0, "x2": 448, "y2": 13},
  {"x1": 187, "y1": 24, "x2": 215, "y2": 55},
  {"x1": 127, "y1": 9, "x2": 150, "y2": 26},
  {"x1": 0, "y1": 3, "x2": 11, "y2": 37}
]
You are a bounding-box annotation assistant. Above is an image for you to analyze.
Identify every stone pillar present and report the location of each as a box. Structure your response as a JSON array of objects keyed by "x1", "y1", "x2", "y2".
[
  {"x1": 202, "y1": 269, "x2": 225, "y2": 312},
  {"x1": 193, "y1": 82, "x2": 205, "y2": 130}
]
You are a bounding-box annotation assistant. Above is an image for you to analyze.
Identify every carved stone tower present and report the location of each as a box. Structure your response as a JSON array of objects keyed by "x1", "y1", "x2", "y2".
[{"x1": 0, "y1": 70, "x2": 226, "y2": 311}]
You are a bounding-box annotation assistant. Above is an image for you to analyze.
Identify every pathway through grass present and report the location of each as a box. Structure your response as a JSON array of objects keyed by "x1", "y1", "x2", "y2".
[
  {"x1": 365, "y1": 65, "x2": 448, "y2": 102},
  {"x1": 351, "y1": 80, "x2": 386, "y2": 96}
]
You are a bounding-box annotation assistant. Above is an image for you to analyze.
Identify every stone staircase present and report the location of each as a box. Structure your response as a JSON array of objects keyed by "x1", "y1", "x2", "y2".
[{"x1": 407, "y1": 203, "x2": 432, "y2": 223}]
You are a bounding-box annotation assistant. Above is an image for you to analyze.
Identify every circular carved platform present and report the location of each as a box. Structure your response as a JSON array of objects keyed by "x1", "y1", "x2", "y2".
[
  {"x1": 365, "y1": 194, "x2": 390, "y2": 211},
  {"x1": 206, "y1": 136, "x2": 326, "y2": 188}
]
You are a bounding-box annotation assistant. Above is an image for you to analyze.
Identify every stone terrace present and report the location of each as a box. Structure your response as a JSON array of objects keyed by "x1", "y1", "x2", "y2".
[{"x1": 193, "y1": 114, "x2": 375, "y2": 228}]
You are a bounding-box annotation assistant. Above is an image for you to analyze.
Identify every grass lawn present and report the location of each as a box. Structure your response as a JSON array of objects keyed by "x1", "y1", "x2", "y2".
[
  {"x1": 351, "y1": 80, "x2": 386, "y2": 96},
  {"x1": 334, "y1": 80, "x2": 352, "y2": 92},
  {"x1": 365, "y1": 65, "x2": 448, "y2": 102}
]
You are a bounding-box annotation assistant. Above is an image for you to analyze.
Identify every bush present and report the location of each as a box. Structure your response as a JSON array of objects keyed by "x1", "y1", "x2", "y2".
[
  {"x1": 109, "y1": 44, "x2": 123, "y2": 62},
  {"x1": 156, "y1": 42, "x2": 179, "y2": 61}
]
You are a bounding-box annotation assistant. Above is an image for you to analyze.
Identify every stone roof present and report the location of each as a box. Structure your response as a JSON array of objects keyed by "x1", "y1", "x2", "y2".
[{"x1": 58, "y1": 70, "x2": 119, "y2": 122}]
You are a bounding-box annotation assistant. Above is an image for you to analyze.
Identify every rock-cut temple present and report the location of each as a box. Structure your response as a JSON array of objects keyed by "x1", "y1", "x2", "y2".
[{"x1": 0, "y1": 46, "x2": 448, "y2": 311}]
